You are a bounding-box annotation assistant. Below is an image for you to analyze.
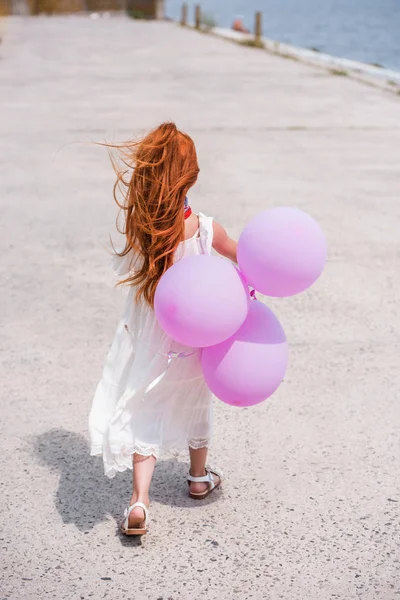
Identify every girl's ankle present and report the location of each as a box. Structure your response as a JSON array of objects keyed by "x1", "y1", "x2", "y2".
[
  {"x1": 189, "y1": 468, "x2": 207, "y2": 478},
  {"x1": 130, "y1": 494, "x2": 150, "y2": 507}
]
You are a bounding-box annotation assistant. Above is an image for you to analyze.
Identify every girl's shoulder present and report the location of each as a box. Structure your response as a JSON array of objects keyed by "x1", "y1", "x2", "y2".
[
  {"x1": 198, "y1": 211, "x2": 214, "y2": 230},
  {"x1": 198, "y1": 212, "x2": 214, "y2": 254}
]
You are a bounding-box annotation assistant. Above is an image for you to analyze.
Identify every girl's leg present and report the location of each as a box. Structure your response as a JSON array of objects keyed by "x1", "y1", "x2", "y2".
[
  {"x1": 128, "y1": 453, "x2": 156, "y2": 526},
  {"x1": 188, "y1": 446, "x2": 220, "y2": 494}
]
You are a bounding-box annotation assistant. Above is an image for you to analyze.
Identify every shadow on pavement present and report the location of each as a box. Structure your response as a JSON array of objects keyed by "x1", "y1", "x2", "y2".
[
  {"x1": 34, "y1": 429, "x2": 220, "y2": 532},
  {"x1": 34, "y1": 429, "x2": 130, "y2": 531}
]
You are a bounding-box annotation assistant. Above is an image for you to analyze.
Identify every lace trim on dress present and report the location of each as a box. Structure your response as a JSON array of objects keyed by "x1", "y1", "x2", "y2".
[
  {"x1": 132, "y1": 443, "x2": 159, "y2": 458},
  {"x1": 108, "y1": 442, "x2": 159, "y2": 459},
  {"x1": 187, "y1": 437, "x2": 210, "y2": 450},
  {"x1": 92, "y1": 442, "x2": 160, "y2": 460}
]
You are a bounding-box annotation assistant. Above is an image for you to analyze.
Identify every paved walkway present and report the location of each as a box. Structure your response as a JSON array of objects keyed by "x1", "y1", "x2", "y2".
[{"x1": 1, "y1": 15, "x2": 400, "y2": 600}]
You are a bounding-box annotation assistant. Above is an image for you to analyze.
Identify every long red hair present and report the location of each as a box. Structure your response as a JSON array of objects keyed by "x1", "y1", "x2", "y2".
[{"x1": 109, "y1": 123, "x2": 199, "y2": 307}]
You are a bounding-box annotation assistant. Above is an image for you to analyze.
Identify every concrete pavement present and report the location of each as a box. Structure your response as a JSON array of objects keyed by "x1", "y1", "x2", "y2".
[{"x1": 1, "y1": 15, "x2": 400, "y2": 600}]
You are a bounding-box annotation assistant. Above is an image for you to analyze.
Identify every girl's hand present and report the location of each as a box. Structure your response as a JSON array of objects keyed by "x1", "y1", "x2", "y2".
[{"x1": 212, "y1": 221, "x2": 238, "y2": 263}]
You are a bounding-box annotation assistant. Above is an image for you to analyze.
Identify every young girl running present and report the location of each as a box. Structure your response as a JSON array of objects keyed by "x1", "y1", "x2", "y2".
[{"x1": 89, "y1": 122, "x2": 237, "y2": 535}]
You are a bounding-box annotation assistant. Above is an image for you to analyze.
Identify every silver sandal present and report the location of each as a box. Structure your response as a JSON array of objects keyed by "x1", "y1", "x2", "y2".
[
  {"x1": 120, "y1": 501, "x2": 149, "y2": 535},
  {"x1": 187, "y1": 467, "x2": 222, "y2": 500}
]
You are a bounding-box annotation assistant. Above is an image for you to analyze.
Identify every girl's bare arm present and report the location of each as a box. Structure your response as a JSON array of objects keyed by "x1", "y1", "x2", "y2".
[{"x1": 212, "y1": 221, "x2": 238, "y2": 263}]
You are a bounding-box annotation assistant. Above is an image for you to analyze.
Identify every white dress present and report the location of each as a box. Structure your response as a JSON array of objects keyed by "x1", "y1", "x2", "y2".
[{"x1": 89, "y1": 213, "x2": 214, "y2": 478}]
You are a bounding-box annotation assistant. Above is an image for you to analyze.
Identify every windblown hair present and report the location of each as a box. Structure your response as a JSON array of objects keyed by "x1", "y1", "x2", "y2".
[{"x1": 108, "y1": 123, "x2": 199, "y2": 307}]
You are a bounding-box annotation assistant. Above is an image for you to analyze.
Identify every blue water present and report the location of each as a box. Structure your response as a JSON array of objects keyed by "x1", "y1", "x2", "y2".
[{"x1": 166, "y1": 0, "x2": 400, "y2": 71}]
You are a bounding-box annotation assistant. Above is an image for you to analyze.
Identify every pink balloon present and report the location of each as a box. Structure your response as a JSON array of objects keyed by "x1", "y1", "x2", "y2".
[
  {"x1": 238, "y1": 207, "x2": 327, "y2": 297},
  {"x1": 155, "y1": 254, "x2": 250, "y2": 348},
  {"x1": 201, "y1": 301, "x2": 288, "y2": 407}
]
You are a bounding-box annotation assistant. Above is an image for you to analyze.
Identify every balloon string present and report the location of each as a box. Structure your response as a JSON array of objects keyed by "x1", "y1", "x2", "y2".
[
  {"x1": 124, "y1": 323, "x2": 198, "y2": 397},
  {"x1": 143, "y1": 348, "x2": 198, "y2": 396}
]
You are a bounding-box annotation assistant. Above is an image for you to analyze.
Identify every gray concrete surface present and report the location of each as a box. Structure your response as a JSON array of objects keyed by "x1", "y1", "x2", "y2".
[
  {"x1": 1, "y1": 15, "x2": 400, "y2": 600},
  {"x1": 212, "y1": 27, "x2": 400, "y2": 93}
]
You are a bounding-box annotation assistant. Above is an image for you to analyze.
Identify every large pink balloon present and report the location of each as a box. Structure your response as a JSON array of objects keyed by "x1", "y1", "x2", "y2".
[
  {"x1": 155, "y1": 254, "x2": 249, "y2": 348},
  {"x1": 201, "y1": 300, "x2": 288, "y2": 407},
  {"x1": 238, "y1": 207, "x2": 327, "y2": 297}
]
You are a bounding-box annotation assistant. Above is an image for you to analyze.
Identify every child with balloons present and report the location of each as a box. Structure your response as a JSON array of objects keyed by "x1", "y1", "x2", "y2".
[
  {"x1": 89, "y1": 122, "x2": 327, "y2": 537},
  {"x1": 89, "y1": 123, "x2": 239, "y2": 535}
]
